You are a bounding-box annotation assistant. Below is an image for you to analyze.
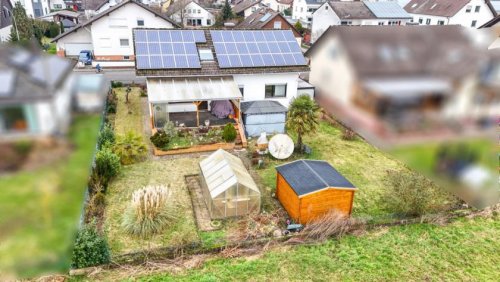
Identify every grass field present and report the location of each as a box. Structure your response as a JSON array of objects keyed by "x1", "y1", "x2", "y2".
[
  {"x1": 256, "y1": 122, "x2": 409, "y2": 217},
  {"x1": 113, "y1": 88, "x2": 144, "y2": 137},
  {"x1": 0, "y1": 115, "x2": 101, "y2": 279},
  {"x1": 104, "y1": 158, "x2": 201, "y2": 256},
  {"x1": 75, "y1": 215, "x2": 500, "y2": 281}
]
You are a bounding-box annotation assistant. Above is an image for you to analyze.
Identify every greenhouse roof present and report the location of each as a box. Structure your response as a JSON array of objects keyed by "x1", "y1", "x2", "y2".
[{"x1": 199, "y1": 149, "x2": 260, "y2": 198}]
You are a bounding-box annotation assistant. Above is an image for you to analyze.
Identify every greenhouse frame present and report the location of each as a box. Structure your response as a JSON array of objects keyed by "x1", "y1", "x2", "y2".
[{"x1": 199, "y1": 149, "x2": 261, "y2": 219}]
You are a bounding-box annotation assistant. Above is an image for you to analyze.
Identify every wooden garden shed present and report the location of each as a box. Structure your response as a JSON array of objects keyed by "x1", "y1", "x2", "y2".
[{"x1": 275, "y1": 160, "x2": 356, "y2": 224}]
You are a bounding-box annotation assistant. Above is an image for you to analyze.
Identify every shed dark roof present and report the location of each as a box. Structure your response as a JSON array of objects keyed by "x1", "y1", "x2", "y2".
[
  {"x1": 241, "y1": 100, "x2": 288, "y2": 114},
  {"x1": 276, "y1": 160, "x2": 355, "y2": 196}
]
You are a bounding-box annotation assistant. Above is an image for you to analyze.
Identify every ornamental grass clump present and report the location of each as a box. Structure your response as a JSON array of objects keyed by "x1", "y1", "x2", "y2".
[{"x1": 122, "y1": 185, "x2": 178, "y2": 240}]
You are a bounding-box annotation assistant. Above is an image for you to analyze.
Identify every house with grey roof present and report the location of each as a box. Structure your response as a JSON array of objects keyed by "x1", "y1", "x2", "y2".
[
  {"x1": 52, "y1": 0, "x2": 178, "y2": 67},
  {"x1": 233, "y1": 0, "x2": 265, "y2": 17},
  {"x1": 0, "y1": 46, "x2": 74, "y2": 140},
  {"x1": 311, "y1": 1, "x2": 412, "y2": 43},
  {"x1": 0, "y1": 0, "x2": 13, "y2": 42},
  {"x1": 306, "y1": 25, "x2": 498, "y2": 142},
  {"x1": 404, "y1": 0, "x2": 497, "y2": 28}
]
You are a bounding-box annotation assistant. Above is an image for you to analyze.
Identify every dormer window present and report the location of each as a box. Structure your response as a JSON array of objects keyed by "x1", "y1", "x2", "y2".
[
  {"x1": 465, "y1": 5, "x2": 472, "y2": 13},
  {"x1": 199, "y1": 49, "x2": 214, "y2": 61}
]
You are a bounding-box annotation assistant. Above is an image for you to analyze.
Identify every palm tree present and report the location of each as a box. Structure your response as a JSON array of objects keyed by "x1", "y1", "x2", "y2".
[
  {"x1": 113, "y1": 131, "x2": 147, "y2": 165},
  {"x1": 286, "y1": 95, "x2": 320, "y2": 153}
]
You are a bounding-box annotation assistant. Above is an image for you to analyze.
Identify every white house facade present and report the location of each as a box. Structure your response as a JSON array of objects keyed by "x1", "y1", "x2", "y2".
[
  {"x1": 168, "y1": 1, "x2": 215, "y2": 27},
  {"x1": 404, "y1": 0, "x2": 496, "y2": 28},
  {"x1": 53, "y1": 0, "x2": 177, "y2": 67},
  {"x1": 292, "y1": 0, "x2": 323, "y2": 28},
  {"x1": 14, "y1": 0, "x2": 51, "y2": 18}
]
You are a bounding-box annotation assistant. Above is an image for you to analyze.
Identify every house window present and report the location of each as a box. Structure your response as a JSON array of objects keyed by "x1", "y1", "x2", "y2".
[
  {"x1": 123, "y1": 55, "x2": 130, "y2": 60},
  {"x1": 0, "y1": 106, "x2": 27, "y2": 132},
  {"x1": 137, "y1": 19, "x2": 144, "y2": 26},
  {"x1": 378, "y1": 22, "x2": 385, "y2": 25},
  {"x1": 437, "y1": 20, "x2": 445, "y2": 25},
  {"x1": 207, "y1": 19, "x2": 211, "y2": 25},
  {"x1": 325, "y1": 5, "x2": 328, "y2": 10},
  {"x1": 471, "y1": 20, "x2": 477, "y2": 27},
  {"x1": 418, "y1": 18, "x2": 423, "y2": 24},
  {"x1": 475, "y1": 6, "x2": 480, "y2": 13},
  {"x1": 426, "y1": 18, "x2": 431, "y2": 25},
  {"x1": 238, "y1": 85, "x2": 244, "y2": 95},
  {"x1": 198, "y1": 9, "x2": 201, "y2": 14},
  {"x1": 465, "y1": 5, "x2": 471, "y2": 13},
  {"x1": 198, "y1": 49, "x2": 214, "y2": 61},
  {"x1": 265, "y1": 84, "x2": 287, "y2": 98},
  {"x1": 273, "y1": 21, "x2": 282, "y2": 29},
  {"x1": 120, "y1": 38, "x2": 129, "y2": 47},
  {"x1": 54, "y1": 4, "x2": 62, "y2": 9},
  {"x1": 341, "y1": 21, "x2": 353, "y2": 25}
]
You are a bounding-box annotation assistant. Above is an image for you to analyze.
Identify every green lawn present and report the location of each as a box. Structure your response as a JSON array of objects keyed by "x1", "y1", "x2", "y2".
[
  {"x1": 256, "y1": 122, "x2": 408, "y2": 217},
  {"x1": 390, "y1": 138, "x2": 496, "y2": 175},
  {"x1": 0, "y1": 115, "x2": 101, "y2": 279},
  {"x1": 104, "y1": 158, "x2": 201, "y2": 256},
  {"x1": 75, "y1": 215, "x2": 500, "y2": 281},
  {"x1": 113, "y1": 88, "x2": 144, "y2": 137}
]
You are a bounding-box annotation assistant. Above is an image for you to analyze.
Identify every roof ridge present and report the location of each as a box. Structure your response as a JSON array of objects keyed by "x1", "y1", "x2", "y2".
[{"x1": 302, "y1": 160, "x2": 330, "y2": 188}]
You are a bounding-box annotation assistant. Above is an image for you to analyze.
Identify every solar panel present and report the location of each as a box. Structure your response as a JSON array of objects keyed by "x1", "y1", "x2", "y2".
[
  {"x1": 134, "y1": 30, "x2": 205, "y2": 69},
  {"x1": 210, "y1": 30, "x2": 306, "y2": 68}
]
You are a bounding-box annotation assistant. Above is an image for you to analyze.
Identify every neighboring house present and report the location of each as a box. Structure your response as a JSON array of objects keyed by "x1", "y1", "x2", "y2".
[
  {"x1": 276, "y1": 0, "x2": 292, "y2": 12},
  {"x1": 50, "y1": 0, "x2": 66, "y2": 10},
  {"x1": 39, "y1": 9, "x2": 80, "y2": 25},
  {"x1": 14, "y1": 0, "x2": 51, "y2": 18},
  {"x1": 94, "y1": 0, "x2": 123, "y2": 14},
  {"x1": 132, "y1": 29, "x2": 309, "y2": 133},
  {"x1": 236, "y1": 8, "x2": 303, "y2": 44},
  {"x1": 292, "y1": 0, "x2": 324, "y2": 28},
  {"x1": 166, "y1": 0, "x2": 215, "y2": 27},
  {"x1": 479, "y1": 13, "x2": 500, "y2": 27},
  {"x1": 404, "y1": 0, "x2": 497, "y2": 28},
  {"x1": 52, "y1": 0, "x2": 178, "y2": 67},
  {"x1": 233, "y1": 0, "x2": 263, "y2": 17},
  {"x1": 305, "y1": 25, "x2": 495, "y2": 140},
  {"x1": 0, "y1": 46, "x2": 74, "y2": 140},
  {"x1": 0, "y1": 0, "x2": 13, "y2": 42},
  {"x1": 311, "y1": 1, "x2": 412, "y2": 43}
]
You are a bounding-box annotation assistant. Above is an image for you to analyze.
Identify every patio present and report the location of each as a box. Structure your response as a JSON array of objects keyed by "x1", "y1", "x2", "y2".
[{"x1": 169, "y1": 111, "x2": 236, "y2": 128}]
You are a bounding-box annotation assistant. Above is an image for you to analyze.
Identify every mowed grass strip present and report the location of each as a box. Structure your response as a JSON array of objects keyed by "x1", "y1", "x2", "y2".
[
  {"x1": 114, "y1": 87, "x2": 144, "y2": 137},
  {"x1": 0, "y1": 115, "x2": 101, "y2": 278},
  {"x1": 104, "y1": 158, "x2": 201, "y2": 256},
  {"x1": 135, "y1": 217, "x2": 500, "y2": 282}
]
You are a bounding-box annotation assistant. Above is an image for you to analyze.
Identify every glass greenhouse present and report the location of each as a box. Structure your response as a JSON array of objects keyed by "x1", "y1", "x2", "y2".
[{"x1": 199, "y1": 149, "x2": 261, "y2": 219}]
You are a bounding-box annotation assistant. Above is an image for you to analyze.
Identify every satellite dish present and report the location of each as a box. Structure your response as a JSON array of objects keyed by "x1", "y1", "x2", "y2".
[{"x1": 268, "y1": 134, "x2": 294, "y2": 159}]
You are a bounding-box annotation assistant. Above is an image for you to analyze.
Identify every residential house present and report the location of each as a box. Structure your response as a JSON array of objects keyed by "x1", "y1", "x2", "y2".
[
  {"x1": 236, "y1": 8, "x2": 303, "y2": 44},
  {"x1": 404, "y1": 0, "x2": 497, "y2": 28},
  {"x1": 233, "y1": 0, "x2": 264, "y2": 17},
  {"x1": 52, "y1": 0, "x2": 178, "y2": 67},
  {"x1": 39, "y1": 9, "x2": 80, "y2": 25},
  {"x1": 132, "y1": 29, "x2": 308, "y2": 133},
  {"x1": 0, "y1": 46, "x2": 74, "y2": 140},
  {"x1": 292, "y1": 0, "x2": 324, "y2": 28},
  {"x1": 166, "y1": 0, "x2": 216, "y2": 27},
  {"x1": 305, "y1": 26, "x2": 496, "y2": 142},
  {"x1": 50, "y1": 0, "x2": 66, "y2": 10},
  {"x1": 479, "y1": 13, "x2": 500, "y2": 27},
  {"x1": 13, "y1": 0, "x2": 51, "y2": 18},
  {"x1": 0, "y1": 0, "x2": 13, "y2": 42},
  {"x1": 311, "y1": 1, "x2": 412, "y2": 43},
  {"x1": 276, "y1": 0, "x2": 292, "y2": 12}
]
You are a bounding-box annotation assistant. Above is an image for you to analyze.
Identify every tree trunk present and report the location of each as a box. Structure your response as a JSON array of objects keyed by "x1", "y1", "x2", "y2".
[{"x1": 297, "y1": 133, "x2": 303, "y2": 153}]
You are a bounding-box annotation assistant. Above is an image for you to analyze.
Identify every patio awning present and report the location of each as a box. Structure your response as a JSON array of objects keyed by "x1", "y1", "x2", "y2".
[
  {"x1": 363, "y1": 77, "x2": 452, "y2": 100},
  {"x1": 147, "y1": 77, "x2": 243, "y2": 103}
]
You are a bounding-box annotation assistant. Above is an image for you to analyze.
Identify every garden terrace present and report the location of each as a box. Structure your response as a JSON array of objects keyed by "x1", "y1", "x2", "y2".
[{"x1": 168, "y1": 111, "x2": 236, "y2": 128}]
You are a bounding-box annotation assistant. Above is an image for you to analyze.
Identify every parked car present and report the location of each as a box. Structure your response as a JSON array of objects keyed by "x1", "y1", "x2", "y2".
[{"x1": 78, "y1": 50, "x2": 93, "y2": 65}]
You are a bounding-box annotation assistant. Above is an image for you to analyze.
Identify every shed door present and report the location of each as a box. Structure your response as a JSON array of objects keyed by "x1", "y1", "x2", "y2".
[{"x1": 64, "y1": 43, "x2": 93, "y2": 56}]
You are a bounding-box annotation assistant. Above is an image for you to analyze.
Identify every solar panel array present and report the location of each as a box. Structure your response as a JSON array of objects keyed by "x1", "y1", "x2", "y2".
[
  {"x1": 364, "y1": 1, "x2": 411, "y2": 19},
  {"x1": 210, "y1": 30, "x2": 307, "y2": 68},
  {"x1": 134, "y1": 30, "x2": 206, "y2": 69}
]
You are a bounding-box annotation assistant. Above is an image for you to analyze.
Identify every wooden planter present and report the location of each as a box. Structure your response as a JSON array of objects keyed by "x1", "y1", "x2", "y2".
[{"x1": 153, "y1": 142, "x2": 236, "y2": 156}]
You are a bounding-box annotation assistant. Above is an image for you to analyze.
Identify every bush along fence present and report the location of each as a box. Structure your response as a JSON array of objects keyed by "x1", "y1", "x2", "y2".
[{"x1": 72, "y1": 85, "x2": 120, "y2": 270}]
